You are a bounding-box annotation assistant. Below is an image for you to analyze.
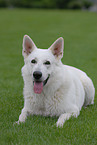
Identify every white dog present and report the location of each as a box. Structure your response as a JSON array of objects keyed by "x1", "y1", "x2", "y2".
[{"x1": 17, "y1": 35, "x2": 95, "y2": 127}]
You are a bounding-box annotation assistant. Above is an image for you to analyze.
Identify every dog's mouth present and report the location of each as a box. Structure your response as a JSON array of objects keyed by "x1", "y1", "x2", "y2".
[{"x1": 33, "y1": 74, "x2": 50, "y2": 94}]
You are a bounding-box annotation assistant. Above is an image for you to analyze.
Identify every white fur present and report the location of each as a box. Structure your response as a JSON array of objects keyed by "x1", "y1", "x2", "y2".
[{"x1": 17, "y1": 35, "x2": 95, "y2": 127}]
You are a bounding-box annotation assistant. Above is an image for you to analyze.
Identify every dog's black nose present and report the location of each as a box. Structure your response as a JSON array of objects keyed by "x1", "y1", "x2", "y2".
[{"x1": 33, "y1": 71, "x2": 42, "y2": 80}]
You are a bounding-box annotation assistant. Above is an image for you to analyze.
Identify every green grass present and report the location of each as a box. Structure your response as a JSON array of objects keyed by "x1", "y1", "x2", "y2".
[{"x1": 0, "y1": 9, "x2": 97, "y2": 145}]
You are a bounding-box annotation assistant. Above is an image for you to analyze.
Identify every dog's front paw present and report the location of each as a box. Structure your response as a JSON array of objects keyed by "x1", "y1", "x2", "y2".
[
  {"x1": 18, "y1": 108, "x2": 28, "y2": 123},
  {"x1": 56, "y1": 113, "x2": 71, "y2": 128},
  {"x1": 19, "y1": 114, "x2": 26, "y2": 123},
  {"x1": 56, "y1": 117, "x2": 65, "y2": 128},
  {"x1": 13, "y1": 120, "x2": 20, "y2": 126},
  {"x1": 19, "y1": 112, "x2": 27, "y2": 123},
  {"x1": 56, "y1": 120, "x2": 64, "y2": 128}
]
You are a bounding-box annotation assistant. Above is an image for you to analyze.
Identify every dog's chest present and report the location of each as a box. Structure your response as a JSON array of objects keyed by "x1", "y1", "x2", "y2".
[{"x1": 29, "y1": 89, "x2": 64, "y2": 116}]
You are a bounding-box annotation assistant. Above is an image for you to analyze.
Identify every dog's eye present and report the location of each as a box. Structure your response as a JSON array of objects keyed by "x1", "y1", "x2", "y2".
[
  {"x1": 44, "y1": 61, "x2": 51, "y2": 65},
  {"x1": 31, "y1": 59, "x2": 37, "y2": 64}
]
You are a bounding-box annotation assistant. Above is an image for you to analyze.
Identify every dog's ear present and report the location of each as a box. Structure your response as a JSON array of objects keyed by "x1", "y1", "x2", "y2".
[
  {"x1": 49, "y1": 37, "x2": 64, "y2": 59},
  {"x1": 22, "y1": 35, "x2": 37, "y2": 58}
]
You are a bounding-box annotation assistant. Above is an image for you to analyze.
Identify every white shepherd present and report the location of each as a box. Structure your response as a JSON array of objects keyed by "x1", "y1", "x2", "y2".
[{"x1": 17, "y1": 35, "x2": 95, "y2": 127}]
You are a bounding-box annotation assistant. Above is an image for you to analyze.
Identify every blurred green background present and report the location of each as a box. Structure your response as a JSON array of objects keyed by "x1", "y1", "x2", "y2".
[{"x1": 0, "y1": 2, "x2": 97, "y2": 145}]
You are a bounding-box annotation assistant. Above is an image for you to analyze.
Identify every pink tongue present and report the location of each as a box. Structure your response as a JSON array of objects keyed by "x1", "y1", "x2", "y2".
[{"x1": 33, "y1": 82, "x2": 43, "y2": 94}]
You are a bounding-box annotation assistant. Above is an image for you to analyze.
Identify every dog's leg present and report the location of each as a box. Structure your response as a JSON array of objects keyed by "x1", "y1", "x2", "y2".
[
  {"x1": 56, "y1": 106, "x2": 80, "y2": 127},
  {"x1": 18, "y1": 107, "x2": 28, "y2": 123},
  {"x1": 14, "y1": 108, "x2": 28, "y2": 125}
]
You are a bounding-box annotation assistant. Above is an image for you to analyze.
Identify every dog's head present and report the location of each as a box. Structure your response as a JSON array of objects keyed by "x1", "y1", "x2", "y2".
[{"x1": 22, "y1": 35, "x2": 64, "y2": 94}]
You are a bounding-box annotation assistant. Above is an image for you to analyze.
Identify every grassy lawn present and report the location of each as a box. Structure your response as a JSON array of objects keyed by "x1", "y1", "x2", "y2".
[{"x1": 0, "y1": 9, "x2": 97, "y2": 145}]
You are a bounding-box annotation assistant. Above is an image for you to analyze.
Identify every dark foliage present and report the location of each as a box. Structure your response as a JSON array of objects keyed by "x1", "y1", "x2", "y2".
[{"x1": 0, "y1": 0, "x2": 93, "y2": 9}]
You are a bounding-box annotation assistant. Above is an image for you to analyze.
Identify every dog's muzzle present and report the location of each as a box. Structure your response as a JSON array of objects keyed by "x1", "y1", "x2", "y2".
[{"x1": 33, "y1": 71, "x2": 50, "y2": 94}]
